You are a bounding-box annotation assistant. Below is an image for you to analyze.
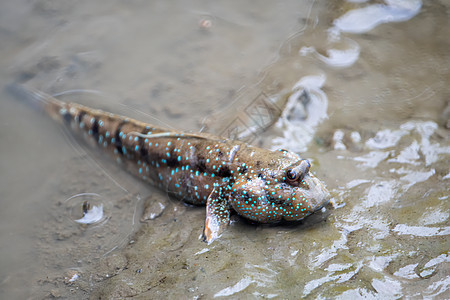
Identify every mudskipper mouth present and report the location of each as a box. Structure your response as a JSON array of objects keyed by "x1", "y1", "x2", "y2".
[
  {"x1": 312, "y1": 190, "x2": 331, "y2": 213},
  {"x1": 313, "y1": 197, "x2": 330, "y2": 212},
  {"x1": 303, "y1": 174, "x2": 331, "y2": 212}
]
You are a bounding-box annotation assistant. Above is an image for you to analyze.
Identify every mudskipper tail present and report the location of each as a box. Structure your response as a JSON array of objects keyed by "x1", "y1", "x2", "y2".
[{"x1": 7, "y1": 84, "x2": 69, "y2": 124}]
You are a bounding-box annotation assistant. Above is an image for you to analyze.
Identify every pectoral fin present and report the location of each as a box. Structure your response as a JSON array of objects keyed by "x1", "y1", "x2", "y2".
[{"x1": 203, "y1": 185, "x2": 230, "y2": 244}]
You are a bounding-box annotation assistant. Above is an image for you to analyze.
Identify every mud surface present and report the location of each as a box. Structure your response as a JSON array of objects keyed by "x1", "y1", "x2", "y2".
[{"x1": 0, "y1": 0, "x2": 449, "y2": 299}]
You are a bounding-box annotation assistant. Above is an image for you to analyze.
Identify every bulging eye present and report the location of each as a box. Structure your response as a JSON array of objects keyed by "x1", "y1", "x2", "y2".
[
  {"x1": 285, "y1": 160, "x2": 311, "y2": 184},
  {"x1": 286, "y1": 169, "x2": 299, "y2": 182}
]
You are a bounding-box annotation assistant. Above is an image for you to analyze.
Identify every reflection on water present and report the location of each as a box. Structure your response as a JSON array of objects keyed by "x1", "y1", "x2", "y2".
[
  {"x1": 272, "y1": 74, "x2": 328, "y2": 153},
  {"x1": 66, "y1": 193, "x2": 106, "y2": 225},
  {"x1": 0, "y1": 0, "x2": 449, "y2": 299},
  {"x1": 301, "y1": 118, "x2": 448, "y2": 297},
  {"x1": 300, "y1": 37, "x2": 361, "y2": 68},
  {"x1": 334, "y1": 0, "x2": 422, "y2": 34}
]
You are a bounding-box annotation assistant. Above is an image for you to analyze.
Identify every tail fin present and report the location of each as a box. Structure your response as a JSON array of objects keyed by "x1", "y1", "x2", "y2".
[{"x1": 6, "y1": 83, "x2": 68, "y2": 123}]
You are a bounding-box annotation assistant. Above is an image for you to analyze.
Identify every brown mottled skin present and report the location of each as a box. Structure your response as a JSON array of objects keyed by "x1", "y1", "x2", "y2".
[{"x1": 11, "y1": 85, "x2": 330, "y2": 243}]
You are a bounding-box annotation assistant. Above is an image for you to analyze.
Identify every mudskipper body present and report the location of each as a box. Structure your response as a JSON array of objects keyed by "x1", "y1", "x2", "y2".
[{"x1": 11, "y1": 85, "x2": 330, "y2": 243}]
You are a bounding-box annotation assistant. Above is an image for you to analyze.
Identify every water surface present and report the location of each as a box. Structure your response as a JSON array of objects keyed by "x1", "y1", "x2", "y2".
[{"x1": 0, "y1": 0, "x2": 448, "y2": 299}]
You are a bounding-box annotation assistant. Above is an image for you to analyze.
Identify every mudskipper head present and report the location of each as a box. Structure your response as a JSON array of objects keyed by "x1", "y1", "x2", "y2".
[
  {"x1": 230, "y1": 158, "x2": 330, "y2": 223},
  {"x1": 280, "y1": 159, "x2": 331, "y2": 220}
]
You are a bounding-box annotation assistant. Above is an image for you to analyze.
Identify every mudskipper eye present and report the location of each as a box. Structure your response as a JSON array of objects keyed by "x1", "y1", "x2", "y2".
[
  {"x1": 286, "y1": 169, "x2": 299, "y2": 182},
  {"x1": 286, "y1": 160, "x2": 310, "y2": 184}
]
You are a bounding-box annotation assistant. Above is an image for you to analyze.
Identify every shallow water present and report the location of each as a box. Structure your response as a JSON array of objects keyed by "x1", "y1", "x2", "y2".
[{"x1": 0, "y1": 0, "x2": 449, "y2": 299}]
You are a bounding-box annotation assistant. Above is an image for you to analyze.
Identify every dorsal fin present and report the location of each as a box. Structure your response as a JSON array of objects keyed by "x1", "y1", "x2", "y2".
[{"x1": 128, "y1": 131, "x2": 213, "y2": 140}]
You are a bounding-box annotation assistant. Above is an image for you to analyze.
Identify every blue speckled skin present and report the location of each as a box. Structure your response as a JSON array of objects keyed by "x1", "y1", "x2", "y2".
[{"x1": 15, "y1": 86, "x2": 330, "y2": 243}]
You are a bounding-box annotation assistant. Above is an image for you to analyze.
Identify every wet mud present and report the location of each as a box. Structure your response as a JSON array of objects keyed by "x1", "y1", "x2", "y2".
[{"x1": 0, "y1": 0, "x2": 449, "y2": 299}]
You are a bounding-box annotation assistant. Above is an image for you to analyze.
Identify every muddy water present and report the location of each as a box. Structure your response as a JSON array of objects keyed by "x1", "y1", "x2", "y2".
[{"x1": 0, "y1": 0, "x2": 449, "y2": 299}]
